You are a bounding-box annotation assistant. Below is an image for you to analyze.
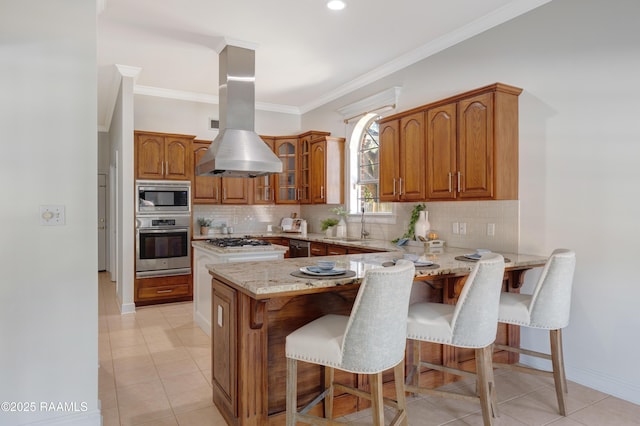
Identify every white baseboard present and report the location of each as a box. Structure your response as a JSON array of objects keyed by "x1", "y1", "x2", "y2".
[
  {"x1": 194, "y1": 310, "x2": 212, "y2": 337},
  {"x1": 521, "y1": 355, "x2": 640, "y2": 405},
  {"x1": 23, "y1": 409, "x2": 101, "y2": 425},
  {"x1": 120, "y1": 302, "x2": 135, "y2": 314}
]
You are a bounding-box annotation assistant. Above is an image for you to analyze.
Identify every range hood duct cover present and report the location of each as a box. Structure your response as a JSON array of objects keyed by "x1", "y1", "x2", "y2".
[{"x1": 196, "y1": 44, "x2": 282, "y2": 178}]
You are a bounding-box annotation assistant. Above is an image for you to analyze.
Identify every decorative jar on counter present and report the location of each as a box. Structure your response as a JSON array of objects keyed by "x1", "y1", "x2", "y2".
[{"x1": 414, "y1": 210, "x2": 430, "y2": 240}]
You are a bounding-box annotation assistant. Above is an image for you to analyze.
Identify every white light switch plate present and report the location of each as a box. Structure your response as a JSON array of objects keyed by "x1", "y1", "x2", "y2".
[{"x1": 40, "y1": 205, "x2": 65, "y2": 226}]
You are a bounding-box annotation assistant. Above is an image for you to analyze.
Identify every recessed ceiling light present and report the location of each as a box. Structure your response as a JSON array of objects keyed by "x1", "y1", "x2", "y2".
[{"x1": 327, "y1": 0, "x2": 346, "y2": 11}]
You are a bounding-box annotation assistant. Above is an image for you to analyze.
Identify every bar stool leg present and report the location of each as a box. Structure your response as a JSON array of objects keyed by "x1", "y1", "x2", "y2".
[
  {"x1": 550, "y1": 329, "x2": 568, "y2": 416},
  {"x1": 412, "y1": 340, "x2": 421, "y2": 388},
  {"x1": 393, "y1": 361, "x2": 408, "y2": 426},
  {"x1": 475, "y1": 346, "x2": 495, "y2": 426},
  {"x1": 370, "y1": 372, "x2": 385, "y2": 426},
  {"x1": 286, "y1": 358, "x2": 297, "y2": 426},
  {"x1": 324, "y1": 366, "x2": 335, "y2": 420}
]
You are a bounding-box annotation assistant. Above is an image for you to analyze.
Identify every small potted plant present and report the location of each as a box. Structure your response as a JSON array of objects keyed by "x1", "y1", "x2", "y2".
[
  {"x1": 321, "y1": 218, "x2": 339, "y2": 237},
  {"x1": 197, "y1": 217, "x2": 212, "y2": 235}
]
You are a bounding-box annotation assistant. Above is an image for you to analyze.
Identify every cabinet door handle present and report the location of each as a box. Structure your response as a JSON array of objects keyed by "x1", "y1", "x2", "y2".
[
  {"x1": 217, "y1": 305, "x2": 223, "y2": 327},
  {"x1": 166, "y1": 161, "x2": 169, "y2": 175},
  {"x1": 156, "y1": 289, "x2": 173, "y2": 294},
  {"x1": 457, "y1": 171, "x2": 462, "y2": 193},
  {"x1": 321, "y1": 186, "x2": 324, "y2": 199},
  {"x1": 392, "y1": 178, "x2": 396, "y2": 196},
  {"x1": 223, "y1": 187, "x2": 227, "y2": 200},
  {"x1": 448, "y1": 172, "x2": 453, "y2": 192},
  {"x1": 399, "y1": 178, "x2": 403, "y2": 196}
]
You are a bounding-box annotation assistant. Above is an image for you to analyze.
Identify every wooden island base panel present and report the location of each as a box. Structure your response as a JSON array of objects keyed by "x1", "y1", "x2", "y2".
[{"x1": 205, "y1": 248, "x2": 547, "y2": 426}]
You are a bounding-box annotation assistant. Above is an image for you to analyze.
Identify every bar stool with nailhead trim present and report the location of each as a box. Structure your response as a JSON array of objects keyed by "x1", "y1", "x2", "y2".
[
  {"x1": 285, "y1": 259, "x2": 416, "y2": 426},
  {"x1": 405, "y1": 253, "x2": 506, "y2": 426},
  {"x1": 494, "y1": 249, "x2": 576, "y2": 416}
]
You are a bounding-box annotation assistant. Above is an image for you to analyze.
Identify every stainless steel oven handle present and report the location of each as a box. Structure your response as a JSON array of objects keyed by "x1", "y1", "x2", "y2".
[{"x1": 138, "y1": 227, "x2": 190, "y2": 233}]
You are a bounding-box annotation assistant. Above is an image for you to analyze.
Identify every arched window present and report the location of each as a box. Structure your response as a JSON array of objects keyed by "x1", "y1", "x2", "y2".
[{"x1": 349, "y1": 115, "x2": 392, "y2": 214}]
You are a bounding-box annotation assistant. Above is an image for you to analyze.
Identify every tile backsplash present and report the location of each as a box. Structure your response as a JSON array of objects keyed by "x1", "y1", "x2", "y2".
[
  {"x1": 302, "y1": 200, "x2": 519, "y2": 253},
  {"x1": 193, "y1": 204, "x2": 301, "y2": 235},
  {"x1": 194, "y1": 200, "x2": 519, "y2": 253}
]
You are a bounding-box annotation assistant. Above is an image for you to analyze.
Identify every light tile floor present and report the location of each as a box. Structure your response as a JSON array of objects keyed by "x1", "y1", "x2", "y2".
[{"x1": 98, "y1": 273, "x2": 640, "y2": 425}]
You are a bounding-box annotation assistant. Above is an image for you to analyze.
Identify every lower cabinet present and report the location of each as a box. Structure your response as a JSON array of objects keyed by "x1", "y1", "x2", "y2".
[
  {"x1": 211, "y1": 278, "x2": 237, "y2": 417},
  {"x1": 326, "y1": 244, "x2": 348, "y2": 256},
  {"x1": 134, "y1": 274, "x2": 193, "y2": 305},
  {"x1": 310, "y1": 241, "x2": 327, "y2": 256},
  {"x1": 255, "y1": 237, "x2": 291, "y2": 258}
]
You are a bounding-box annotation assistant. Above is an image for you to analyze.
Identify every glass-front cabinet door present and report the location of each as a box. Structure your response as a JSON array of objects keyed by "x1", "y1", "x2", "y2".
[
  {"x1": 274, "y1": 138, "x2": 298, "y2": 204},
  {"x1": 298, "y1": 136, "x2": 311, "y2": 204}
]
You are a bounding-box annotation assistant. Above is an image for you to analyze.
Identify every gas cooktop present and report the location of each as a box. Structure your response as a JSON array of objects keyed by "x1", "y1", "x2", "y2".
[{"x1": 205, "y1": 237, "x2": 272, "y2": 248}]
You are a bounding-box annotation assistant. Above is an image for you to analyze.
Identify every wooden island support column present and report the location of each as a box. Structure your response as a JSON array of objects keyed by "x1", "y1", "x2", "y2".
[{"x1": 207, "y1": 249, "x2": 546, "y2": 426}]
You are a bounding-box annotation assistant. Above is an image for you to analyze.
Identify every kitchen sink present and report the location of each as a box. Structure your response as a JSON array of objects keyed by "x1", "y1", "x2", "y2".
[{"x1": 323, "y1": 237, "x2": 367, "y2": 243}]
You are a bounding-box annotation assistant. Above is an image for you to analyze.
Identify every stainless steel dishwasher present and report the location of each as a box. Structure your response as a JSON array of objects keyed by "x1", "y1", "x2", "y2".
[{"x1": 288, "y1": 239, "x2": 310, "y2": 257}]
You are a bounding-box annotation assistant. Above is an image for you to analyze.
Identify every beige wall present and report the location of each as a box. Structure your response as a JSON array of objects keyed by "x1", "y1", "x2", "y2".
[{"x1": 301, "y1": 0, "x2": 640, "y2": 404}]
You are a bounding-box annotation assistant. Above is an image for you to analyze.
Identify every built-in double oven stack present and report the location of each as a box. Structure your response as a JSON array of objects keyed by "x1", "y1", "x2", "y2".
[{"x1": 135, "y1": 180, "x2": 192, "y2": 279}]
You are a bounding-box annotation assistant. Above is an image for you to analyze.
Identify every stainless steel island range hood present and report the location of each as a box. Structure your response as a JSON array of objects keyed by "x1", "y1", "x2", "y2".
[{"x1": 196, "y1": 44, "x2": 282, "y2": 178}]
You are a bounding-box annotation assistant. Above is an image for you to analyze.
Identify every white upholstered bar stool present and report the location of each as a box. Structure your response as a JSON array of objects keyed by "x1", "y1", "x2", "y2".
[
  {"x1": 494, "y1": 248, "x2": 576, "y2": 416},
  {"x1": 285, "y1": 260, "x2": 416, "y2": 426},
  {"x1": 405, "y1": 253, "x2": 506, "y2": 426}
]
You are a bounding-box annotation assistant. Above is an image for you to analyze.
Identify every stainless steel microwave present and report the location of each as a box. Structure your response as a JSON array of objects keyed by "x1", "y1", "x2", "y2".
[{"x1": 135, "y1": 180, "x2": 191, "y2": 215}]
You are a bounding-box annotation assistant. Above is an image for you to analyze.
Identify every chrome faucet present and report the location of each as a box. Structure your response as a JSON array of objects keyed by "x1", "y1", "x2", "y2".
[{"x1": 360, "y1": 207, "x2": 370, "y2": 239}]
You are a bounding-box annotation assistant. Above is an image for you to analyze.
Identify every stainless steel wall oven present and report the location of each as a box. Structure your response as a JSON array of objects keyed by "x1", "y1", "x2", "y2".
[{"x1": 135, "y1": 215, "x2": 191, "y2": 278}]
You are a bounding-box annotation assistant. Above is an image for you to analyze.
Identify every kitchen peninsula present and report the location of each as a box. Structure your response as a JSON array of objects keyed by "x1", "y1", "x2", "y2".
[{"x1": 206, "y1": 246, "x2": 546, "y2": 426}]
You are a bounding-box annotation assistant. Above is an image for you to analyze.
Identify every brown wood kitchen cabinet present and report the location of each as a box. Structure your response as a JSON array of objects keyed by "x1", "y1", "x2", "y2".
[
  {"x1": 298, "y1": 134, "x2": 312, "y2": 204},
  {"x1": 426, "y1": 84, "x2": 522, "y2": 200},
  {"x1": 255, "y1": 236, "x2": 291, "y2": 258},
  {"x1": 192, "y1": 140, "x2": 248, "y2": 205},
  {"x1": 134, "y1": 274, "x2": 193, "y2": 305},
  {"x1": 379, "y1": 82, "x2": 522, "y2": 202},
  {"x1": 272, "y1": 131, "x2": 335, "y2": 205},
  {"x1": 274, "y1": 137, "x2": 299, "y2": 204},
  {"x1": 135, "y1": 131, "x2": 194, "y2": 180},
  {"x1": 252, "y1": 137, "x2": 277, "y2": 204},
  {"x1": 378, "y1": 112, "x2": 426, "y2": 202},
  {"x1": 211, "y1": 278, "x2": 237, "y2": 417},
  {"x1": 310, "y1": 136, "x2": 345, "y2": 204}
]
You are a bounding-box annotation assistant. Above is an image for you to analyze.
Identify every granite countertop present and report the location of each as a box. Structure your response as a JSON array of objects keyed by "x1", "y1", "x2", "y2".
[
  {"x1": 206, "y1": 247, "x2": 547, "y2": 299},
  {"x1": 193, "y1": 232, "x2": 399, "y2": 251},
  {"x1": 192, "y1": 240, "x2": 289, "y2": 255}
]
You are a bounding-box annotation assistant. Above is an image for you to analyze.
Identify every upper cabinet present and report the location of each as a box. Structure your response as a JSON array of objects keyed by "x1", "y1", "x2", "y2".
[
  {"x1": 379, "y1": 112, "x2": 426, "y2": 202},
  {"x1": 274, "y1": 137, "x2": 299, "y2": 204},
  {"x1": 191, "y1": 140, "x2": 248, "y2": 205},
  {"x1": 426, "y1": 104, "x2": 457, "y2": 200},
  {"x1": 135, "y1": 131, "x2": 194, "y2": 180},
  {"x1": 140, "y1": 129, "x2": 342, "y2": 205},
  {"x1": 310, "y1": 136, "x2": 345, "y2": 204},
  {"x1": 272, "y1": 131, "x2": 333, "y2": 205},
  {"x1": 297, "y1": 134, "x2": 312, "y2": 204},
  {"x1": 193, "y1": 140, "x2": 221, "y2": 204},
  {"x1": 426, "y1": 84, "x2": 521, "y2": 200},
  {"x1": 252, "y1": 137, "x2": 276, "y2": 204},
  {"x1": 381, "y1": 82, "x2": 522, "y2": 202}
]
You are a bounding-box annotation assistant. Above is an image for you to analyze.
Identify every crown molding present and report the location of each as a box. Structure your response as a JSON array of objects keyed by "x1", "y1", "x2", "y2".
[
  {"x1": 298, "y1": 0, "x2": 552, "y2": 114},
  {"x1": 133, "y1": 85, "x2": 300, "y2": 115}
]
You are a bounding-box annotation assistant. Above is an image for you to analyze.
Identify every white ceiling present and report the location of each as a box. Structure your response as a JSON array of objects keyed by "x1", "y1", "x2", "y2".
[{"x1": 97, "y1": 0, "x2": 551, "y2": 130}]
